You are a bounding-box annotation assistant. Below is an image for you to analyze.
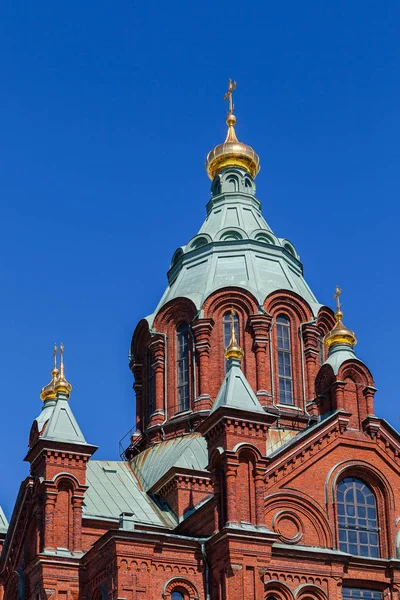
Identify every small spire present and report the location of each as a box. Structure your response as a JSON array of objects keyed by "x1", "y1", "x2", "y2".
[
  {"x1": 224, "y1": 78, "x2": 236, "y2": 115},
  {"x1": 325, "y1": 286, "x2": 357, "y2": 349},
  {"x1": 224, "y1": 79, "x2": 239, "y2": 143},
  {"x1": 205, "y1": 79, "x2": 260, "y2": 180},
  {"x1": 224, "y1": 308, "x2": 244, "y2": 361},
  {"x1": 54, "y1": 343, "x2": 72, "y2": 398},
  {"x1": 40, "y1": 344, "x2": 59, "y2": 402}
]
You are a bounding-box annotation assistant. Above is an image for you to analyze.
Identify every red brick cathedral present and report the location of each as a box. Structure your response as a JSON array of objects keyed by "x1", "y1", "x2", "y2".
[{"x1": 1, "y1": 84, "x2": 398, "y2": 600}]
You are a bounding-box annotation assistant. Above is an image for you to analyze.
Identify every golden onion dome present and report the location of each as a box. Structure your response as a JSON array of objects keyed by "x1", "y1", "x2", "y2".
[
  {"x1": 54, "y1": 343, "x2": 72, "y2": 398},
  {"x1": 205, "y1": 80, "x2": 260, "y2": 180},
  {"x1": 324, "y1": 287, "x2": 357, "y2": 349},
  {"x1": 206, "y1": 112, "x2": 260, "y2": 181},
  {"x1": 40, "y1": 345, "x2": 59, "y2": 402},
  {"x1": 224, "y1": 308, "x2": 244, "y2": 361}
]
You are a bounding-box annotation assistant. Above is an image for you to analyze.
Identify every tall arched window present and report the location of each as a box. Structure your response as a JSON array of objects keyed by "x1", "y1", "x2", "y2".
[
  {"x1": 276, "y1": 315, "x2": 293, "y2": 405},
  {"x1": 337, "y1": 477, "x2": 379, "y2": 557},
  {"x1": 176, "y1": 323, "x2": 190, "y2": 412},
  {"x1": 223, "y1": 311, "x2": 240, "y2": 352},
  {"x1": 171, "y1": 592, "x2": 184, "y2": 600}
]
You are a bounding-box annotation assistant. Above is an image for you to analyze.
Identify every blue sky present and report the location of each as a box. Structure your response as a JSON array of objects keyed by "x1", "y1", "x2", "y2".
[{"x1": 0, "y1": 1, "x2": 399, "y2": 517}]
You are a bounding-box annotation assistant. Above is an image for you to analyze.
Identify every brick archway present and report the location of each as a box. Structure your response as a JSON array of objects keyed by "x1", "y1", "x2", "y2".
[{"x1": 162, "y1": 577, "x2": 200, "y2": 600}]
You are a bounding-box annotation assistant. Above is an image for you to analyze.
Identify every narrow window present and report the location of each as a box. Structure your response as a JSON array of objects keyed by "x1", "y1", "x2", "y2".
[
  {"x1": 171, "y1": 592, "x2": 184, "y2": 600},
  {"x1": 148, "y1": 352, "x2": 156, "y2": 417},
  {"x1": 343, "y1": 589, "x2": 383, "y2": 600},
  {"x1": 277, "y1": 315, "x2": 293, "y2": 405},
  {"x1": 318, "y1": 335, "x2": 325, "y2": 366},
  {"x1": 176, "y1": 323, "x2": 190, "y2": 412},
  {"x1": 337, "y1": 477, "x2": 379, "y2": 557}
]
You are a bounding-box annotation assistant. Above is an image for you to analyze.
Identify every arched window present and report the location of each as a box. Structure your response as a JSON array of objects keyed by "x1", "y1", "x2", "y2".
[
  {"x1": 148, "y1": 351, "x2": 156, "y2": 417},
  {"x1": 176, "y1": 323, "x2": 190, "y2": 412},
  {"x1": 337, "y1": 477, "x2": 379, "y2": 557},
  {"x1": 276, "y1": 315, "x2": 293, "y2": 405},
  {"x1": 171, "y1": 592, "x2": 184, "y2": 600},
  {"x1": 223, "y1": 311, "x2": 240, "y2": 356}
]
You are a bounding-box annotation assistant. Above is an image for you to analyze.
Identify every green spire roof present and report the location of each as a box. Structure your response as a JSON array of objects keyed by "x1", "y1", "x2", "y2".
[
  {"x1": 211, "y1": 357, "x2": 265, "y2": 414},
  {"x1": 148, "y1": 168, "x2": 320, "y2": 323},
  {"x1": 37, "y1": 394, "x2": 87, "y2": 444}
]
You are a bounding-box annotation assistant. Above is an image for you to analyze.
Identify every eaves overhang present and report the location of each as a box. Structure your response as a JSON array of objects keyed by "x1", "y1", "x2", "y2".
[
  {"x1": 266, "y1": 409, "x2": 351, "y2": 462},
  {"x1": 24, "y1": 438, "x2": 98, "y2": 464},
  {"x1": 198, "y1": 404, "x2": 277, "y2": 438}
]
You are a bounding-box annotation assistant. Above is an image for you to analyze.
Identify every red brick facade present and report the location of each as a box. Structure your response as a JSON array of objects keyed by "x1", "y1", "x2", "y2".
[{"x1": 1, "y1": 167, "x2": 397, "y2": 600}]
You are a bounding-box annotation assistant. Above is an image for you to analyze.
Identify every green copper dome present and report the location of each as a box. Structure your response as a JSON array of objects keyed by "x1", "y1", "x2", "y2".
[{"x1": 146, "y1": 168, "x2": 320, "y2": 324}]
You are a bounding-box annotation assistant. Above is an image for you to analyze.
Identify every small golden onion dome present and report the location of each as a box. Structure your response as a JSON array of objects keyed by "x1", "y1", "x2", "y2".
[
  {"x1": 206, "y1": 112, "x2": 260, "y2": 181},
  {"x1": 40, "y1": 345, "x2": 59, "y2": 402},
  {"x1": 40, "y1": 369, "x2": 59, "y2": 402},
  {"x1": 324, "y1": 287, "x2": 357, "y2": 349},
  {"x1": 224, "y1": 309, "x2": 244, "y2": 361},
  {"x1": 54, "y1": 343, "x2": 72, "y2": 398}
]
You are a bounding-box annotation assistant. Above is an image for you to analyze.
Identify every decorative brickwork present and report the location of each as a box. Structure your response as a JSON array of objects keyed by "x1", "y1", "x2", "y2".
[{"x1": 1, "y1": 141, "x2": 399, "y2": 600}]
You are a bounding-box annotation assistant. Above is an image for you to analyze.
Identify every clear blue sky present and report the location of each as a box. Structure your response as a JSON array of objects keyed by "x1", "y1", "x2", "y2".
[{"x1": 0, "y1": 1, "x2": 399, "y2": 518}]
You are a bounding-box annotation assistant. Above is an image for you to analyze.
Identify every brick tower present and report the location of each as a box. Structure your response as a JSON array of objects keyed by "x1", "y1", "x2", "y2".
[{"x1": 1, "y1": 83, "x2": 400, "y2": 600}]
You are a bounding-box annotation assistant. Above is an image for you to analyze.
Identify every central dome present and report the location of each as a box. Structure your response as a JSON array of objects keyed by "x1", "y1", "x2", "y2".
[{"x1": 206, "y1": 112, "x2": 260, "y2": 180}]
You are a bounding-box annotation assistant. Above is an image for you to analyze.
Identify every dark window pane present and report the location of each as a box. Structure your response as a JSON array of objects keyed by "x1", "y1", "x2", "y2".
[
  {"x1": 176, "y1": 323, "x2": 190, "y2": 412},
  {"x1": 348, "y1": 531, "x2": 357, "y2": 543}
]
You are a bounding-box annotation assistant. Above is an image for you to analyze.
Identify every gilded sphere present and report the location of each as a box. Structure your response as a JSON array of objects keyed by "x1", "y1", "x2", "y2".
[
  {"x1": 40, "y1": 381, "x2": 57, "y2": 402},
  {"x1": 205, "y1": 112, "x2": 260, "y2": 181},
  {"x1": 324, "y1": 317, "x2": 357, "y2": 348}
]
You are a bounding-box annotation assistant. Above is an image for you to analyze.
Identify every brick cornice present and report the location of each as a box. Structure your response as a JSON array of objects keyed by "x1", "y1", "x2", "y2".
[
  {"x1": 149, "y1": 466, "x2": 212, "y2": 496},
  {"x1": 25, "y1": 439, "x2": 98, "y2": 467},
  {"x1": 265, "y1": 410, "x2": 351, "y2": 485},
  {"x1": 199, "y1": 405, "x2": 277, "y2": 439}
]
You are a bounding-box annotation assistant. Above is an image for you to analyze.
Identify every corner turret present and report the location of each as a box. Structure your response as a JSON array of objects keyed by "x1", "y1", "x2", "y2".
[{"x1": 26, "y1": 345, "x2": 97, "y2": 556}]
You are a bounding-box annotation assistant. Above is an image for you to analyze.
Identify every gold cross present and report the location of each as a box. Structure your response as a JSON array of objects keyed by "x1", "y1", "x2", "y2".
[
  {"x1": 230, "y1": 307, "x2": 237, "y2": 338},
  {"x1": 334, "y1": 286, "x2": 342, "y2": 313},
  {"x1": 224, "y1": 79, "x2": 237, "y2": 114},
  {"x1": 53, "y1": 343, "x2": 58, "y2": 370}
]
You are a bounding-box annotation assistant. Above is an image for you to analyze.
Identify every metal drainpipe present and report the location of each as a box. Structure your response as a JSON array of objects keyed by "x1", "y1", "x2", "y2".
[
  {"x1": 268, "y1": 317, "x2": 275, "y2": 404},
  {"x1": 299, "y1": 318, "x2": 316, "y2": 414},
  {"x1": 189, "y1": 326, "x2": 198, "y2": 402},
  {"x1": 200, "y1": 540, "x2": 211, "y2": 600}
]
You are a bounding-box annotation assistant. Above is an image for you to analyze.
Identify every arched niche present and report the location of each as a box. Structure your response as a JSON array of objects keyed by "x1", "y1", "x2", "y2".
[
  {"x1": 264, "y1": 580, "x2": 295, "y2": 600},
  {"x1": 265, "y1": 489, "x2": 333, "y2": 548}
]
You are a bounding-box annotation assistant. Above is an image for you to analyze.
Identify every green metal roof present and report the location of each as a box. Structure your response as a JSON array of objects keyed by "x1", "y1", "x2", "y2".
[
  {"x1": 211, "y1": 357, "x2": 265, "y2": 414},
  {"x1": 324, "y1": 343, "x2": 364, "y2": 374},
  {"x1": 130, "y1": 433, "x2": 209, "y2": 492},
  {"x1": 147, "y1": 168, "x2": 320, "y2": 323},
  {"x1": 84, "y1": 460, "x2": 177, "y2": 528},
  {"x1": 36, "y1": 395, "x2": 87, "y2": 444}
]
